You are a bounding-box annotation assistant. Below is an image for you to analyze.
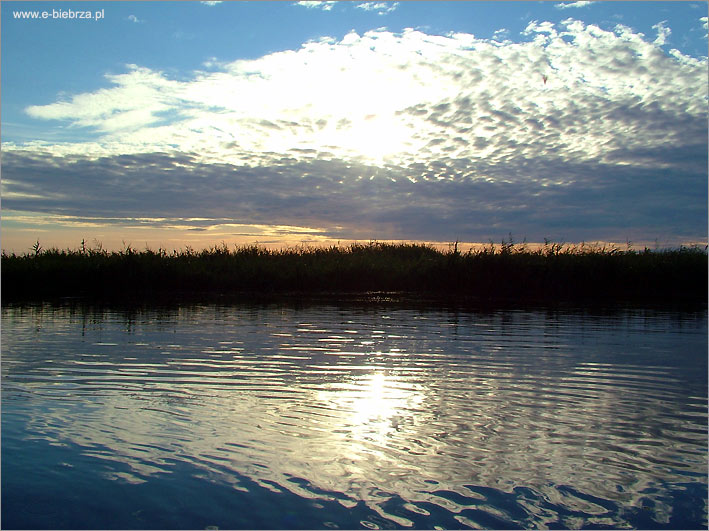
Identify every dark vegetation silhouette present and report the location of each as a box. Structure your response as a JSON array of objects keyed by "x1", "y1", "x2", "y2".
[{"x1": 2, "y1": 239, "x2": 706, "y2": 305}]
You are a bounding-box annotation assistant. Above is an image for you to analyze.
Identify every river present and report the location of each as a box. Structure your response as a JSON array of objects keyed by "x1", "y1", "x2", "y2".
[{"x1": 2, "y1": 300, "x2": 706, "y2": 529}]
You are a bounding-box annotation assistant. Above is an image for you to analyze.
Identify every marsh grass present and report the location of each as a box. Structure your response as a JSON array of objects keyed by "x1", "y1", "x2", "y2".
[{"x1": 2, "y1": 240, "x2": 706, "y2": 304}]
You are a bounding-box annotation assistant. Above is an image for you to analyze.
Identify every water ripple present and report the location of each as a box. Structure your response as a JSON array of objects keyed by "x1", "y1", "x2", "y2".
[{"x1": 2, "y1": 302, "x2": 707, "y2": 529}]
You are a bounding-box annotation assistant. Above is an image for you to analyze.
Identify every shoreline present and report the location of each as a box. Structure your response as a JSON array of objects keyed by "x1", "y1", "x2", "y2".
[{"x1": 3, "y1": 242, "x2": 707, "y2": 306}]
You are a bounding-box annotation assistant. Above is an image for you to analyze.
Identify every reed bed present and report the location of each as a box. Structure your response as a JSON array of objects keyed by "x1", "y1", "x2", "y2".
[{"x1": 2, "y1": 240, "x2": 706, "y2": 304}]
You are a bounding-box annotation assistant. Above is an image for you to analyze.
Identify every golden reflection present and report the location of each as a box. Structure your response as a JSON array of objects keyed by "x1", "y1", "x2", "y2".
[
  {"x1": 316, "y1": 369, "x2": 425, "y2": 459},
  {"x1": 345, "y1": 372, "x2": 410, "y2": 446}
]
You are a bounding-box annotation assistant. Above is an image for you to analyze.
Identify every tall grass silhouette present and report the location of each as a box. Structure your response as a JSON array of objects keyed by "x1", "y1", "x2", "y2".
[{"x1": 2, "y1": 240, "x2": 706, "y2": 304}]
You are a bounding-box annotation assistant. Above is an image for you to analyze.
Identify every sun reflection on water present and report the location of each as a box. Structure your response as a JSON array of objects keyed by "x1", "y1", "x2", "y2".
[
  {"x1": 319, "y1": 370, "x2": 425, "y2": 457},
  {"x1": 2, "y1": 303, "x2": 707, "y2": 529}
]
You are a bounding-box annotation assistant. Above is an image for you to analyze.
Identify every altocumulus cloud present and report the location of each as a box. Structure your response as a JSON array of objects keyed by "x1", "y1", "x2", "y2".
[
  {"x1": 555, "y1": 1, "x2": 596, "y2": 9},
  {"x1": 294, "y1": 1, "x2": 338, "y2": 11},
  {"x1": 356, "y1": 2, "x2": 399, "y2": 15},
  {"x1": 4, "y1": 20, "x2": 707, "y2": 244}
]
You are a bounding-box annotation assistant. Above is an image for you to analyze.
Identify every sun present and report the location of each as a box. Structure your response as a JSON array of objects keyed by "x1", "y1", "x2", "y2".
[
  {"x1": 346, "y1": 116, "x2": 414, "y2": 164},
  {"x1": 314, "y1": 113, "x2": 416, "y2": 165}
]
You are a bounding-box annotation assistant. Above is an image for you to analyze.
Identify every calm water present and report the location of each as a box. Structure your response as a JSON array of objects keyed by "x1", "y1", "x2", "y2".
[{"x1": 2, "y1": 301, "x2": 707, "y2": 530}]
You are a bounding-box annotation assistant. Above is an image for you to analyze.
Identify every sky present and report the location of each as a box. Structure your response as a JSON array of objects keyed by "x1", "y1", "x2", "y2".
[{"x1": 2, "y1": 1, "x2": 707, "y2": 253}]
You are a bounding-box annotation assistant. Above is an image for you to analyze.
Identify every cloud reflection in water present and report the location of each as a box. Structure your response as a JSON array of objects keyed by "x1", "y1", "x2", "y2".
[{"x1": 2, "y1": 303, "x2": 706, "y2": 528}]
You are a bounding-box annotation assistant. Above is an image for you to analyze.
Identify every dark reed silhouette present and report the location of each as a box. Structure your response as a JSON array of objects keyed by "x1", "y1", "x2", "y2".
[{"x1": 2, "y1": 240, "x2": 706, "y2": 304}]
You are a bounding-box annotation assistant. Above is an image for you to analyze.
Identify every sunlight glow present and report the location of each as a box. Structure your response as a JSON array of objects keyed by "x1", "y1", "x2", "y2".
[
  {"x1": 321, "y1": 370, "x2": 424, "y2": 456},
  {"x1": 320, "y1": 114, "x2": 417, "y2": 165}
]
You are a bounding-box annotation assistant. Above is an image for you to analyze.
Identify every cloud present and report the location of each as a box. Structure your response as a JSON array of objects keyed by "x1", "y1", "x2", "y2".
[
  {"x1": 492, "y1": 28, "x2": 510, "y2": 41},
  {"x1": 555, "y1": 1, "x2": 595, "y2": 9},
  {"x1": 202, "y1": 56, "x2": 227, "y2": 69},
  {"x1": 7, "y1": 22, "x2": 707, "y2": 244},
  {"x1": 25, "y1": 65, "x2": 184, "y2": 133},
  {"x1": 652, "y1": 20, "x2": 671, "y2": 46},
  {"x1": 3, "y1": 145, "x2": 705, "y2": 244},
  {"x1": 200, "y1": 1, "x2": 222, "y2": 5},
  {"x1": 356, "y1": 2, "x2": 399, "y2": 15},
  {"x1": 294, "y1": 1, "x2": 338, "y2": 11},
  {"x1": 127, "y1": 14, "x2": 143, "y2": 23}
]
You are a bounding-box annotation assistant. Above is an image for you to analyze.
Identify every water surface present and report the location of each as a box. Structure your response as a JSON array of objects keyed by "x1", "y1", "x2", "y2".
[{"x1": 2, "y1": 301, "x2": 707, "y2": 529}]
